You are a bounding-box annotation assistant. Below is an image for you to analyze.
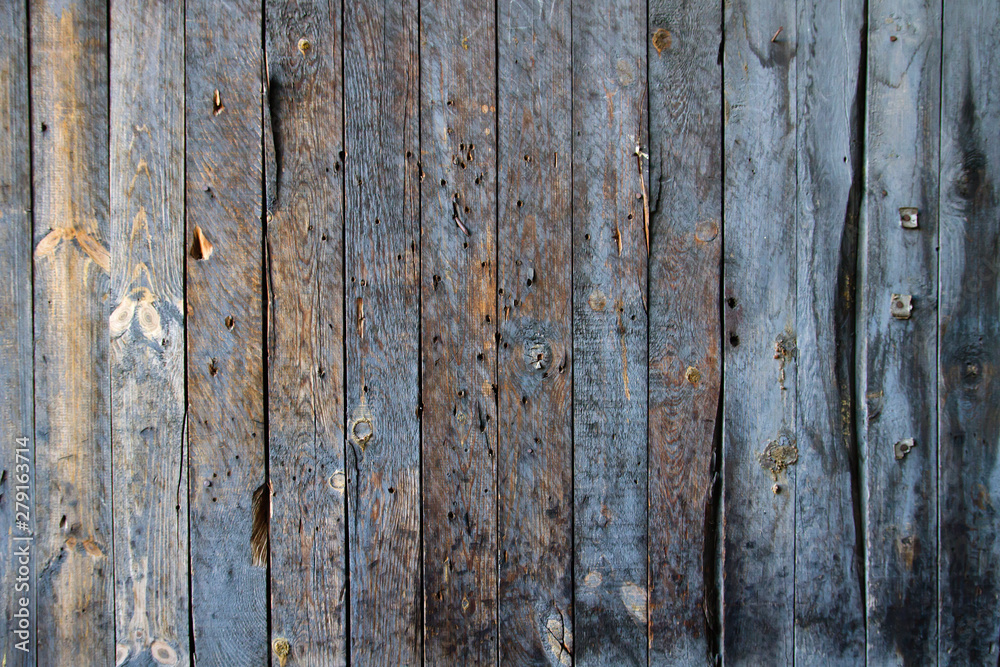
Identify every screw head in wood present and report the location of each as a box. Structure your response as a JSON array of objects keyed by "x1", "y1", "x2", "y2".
[{"x1": 894, "y1": 438, "x2": 915, "y2": 460}]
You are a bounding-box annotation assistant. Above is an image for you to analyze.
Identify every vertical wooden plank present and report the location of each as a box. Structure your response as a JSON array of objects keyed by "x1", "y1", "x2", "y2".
[
  {"x1": 343, "y1": 0, "x2": 421, "y2": 661},
  {"x1": 420, "y1": 0, "x2": 498, "y2": 660},
  {"x1": 109, "y1": 1, "x2": 189, "y2": 664},
  {"x1": 0, "y1": 1, "x2": 35, "y2": 664},
  {"x1": 721, "y1": 0, "x2": 797, "y2": 663},
  {"x1": 938, "y1": 2, "x2": 1000, "y2": 662},
  {"x1": 862, "y1": 0, "x2": 940, "y2": 663},
  {"x1": 186, "y1": 0, "x2": 265, "y2": 663},
  {"x1": 646, "y1": 1, "x2": 721, "y2": 663},
  {"x1": 793, "y1": 0, "x2": 866, "y2": 663},
  {"x1": 572, "y1": 0, "x2": 647, "y2": 663},
  {"x1": 265, "y1": 3, "x2": 347, "y2": 665},
  {"x1": 496, "y1": 0, "x2": 573, "y2": 664},
  {"x1": 30, "y1": 1, "x2": 113, "y2": 662}
]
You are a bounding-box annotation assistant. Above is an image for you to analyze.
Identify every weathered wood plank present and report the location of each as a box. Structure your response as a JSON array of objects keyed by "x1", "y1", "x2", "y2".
[
  {"x1": 862, "y1": 1, "x2": 940, "y2": 663},
  {"x1": 721, "y1": 1, "x2": 797, "y2": 663},
  {"x1": 938, "y1": 3, "x2": 1000, "y2": 663},
  {"x1": 792, "y1": 0, "x2": 866, "y2": 663},
  {"x1": 186, "y1": 0, "x2": 266, "y2": 663},
  {"x1": 571, "y1": 0, "x2": 647, "y2": 663},
  {"x1": 343, "y1": 0, "x2": 421, "y2": 662},
  {"x1": 646, "y1": 2, "x2": 722, "y2": 663},
  {"x1": 0, "y1": 1, "x2": 34, "y2": 664},
  {"x1": 496, "y1": 0, "x2": 573, "y2": 664},
  {"x1": 420, "y1": 0, "x2": 498, "y2": 660},
  {"x1": 265, "y1": 3, "x2": 348, "y2": 665},
  {"x1": 30, "y1": 1, "x2": 113, "y2": 662},
  {"x1": 109, "y1": 1, "x2": 188, "y2": 665}
]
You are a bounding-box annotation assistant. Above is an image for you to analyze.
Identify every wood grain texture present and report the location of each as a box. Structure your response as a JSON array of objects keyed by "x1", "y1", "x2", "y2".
[
  {"x1": 109, "y1": 1, "x2": 189, "y2": 664},
  {"x1": 646, "y1": 1, "x2": 721, "y2": 663},
  {"x1": 30, "y1": 1, "x2": 113, "y2": 662},
  {"x1": 0, "y1": 1, "x2": 34, "y2": 664},
  {"x1": 496, "y1": 0, "x2": 573, "y2": 664},
  {"x1": 265, "y1": 3, "x2": 348, "y2": 666},
  {"x1": 862, "y1": 1, "x2": 940, "y2": 663},
  {"x1": 571, "y1": 0, "x2": 648, "y2": 663},
  {"x1": 420, "y1": 0, "x2": 499, "y2": 660},
  {"x1": 938, "y1": 3, "x2": 1000, "y2": 663},
  {"x1": 186, "y1": 0, "x2": 265, "y2": 664},
  {"x1": 343, "y1": 0, "x2": 421, "y2": 662},
  {"x1": 792, "y1": 0, "x2": 866, "y2": 663},
  {"x1": 721, "y1": 1, "x2": 797, "y2": 664}
]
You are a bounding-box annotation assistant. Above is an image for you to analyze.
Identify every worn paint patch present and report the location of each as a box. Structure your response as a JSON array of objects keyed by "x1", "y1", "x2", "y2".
[
  {"x1": 543, "y1": 610, "x2": 573, "y2": 666},
  {"x1": 758, "y1": 435, "x2": 798, "y2": 477},
  {"x1": 588, "y1": 290, "x2": 607, "y2": 311},
  {"x1": 896, "y1": 535, "x2": 918, "y2": 571},
  {"x1": 620, "y1": 581, "x2": 647, "y2": 626}
]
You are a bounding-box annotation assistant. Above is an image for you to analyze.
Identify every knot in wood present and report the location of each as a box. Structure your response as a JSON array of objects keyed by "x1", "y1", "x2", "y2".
[
  {"x1": 525, "y1": 341, "x2": 553, "y2": 372},
  {"x1": 150, "y1": 640, "x2": 178, "y2": 665}
]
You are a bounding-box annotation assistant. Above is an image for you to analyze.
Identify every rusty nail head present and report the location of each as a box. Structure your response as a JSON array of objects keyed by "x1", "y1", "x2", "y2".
[
  {"x1": 891, "y1": 294, "x2": 913, "y2": 320},
  {"x1": 894, "y1": 438, "x2": 915, "y2": 460},
  {"x1": 899, "y1": 207, "x2": 918, "y2": 229}
]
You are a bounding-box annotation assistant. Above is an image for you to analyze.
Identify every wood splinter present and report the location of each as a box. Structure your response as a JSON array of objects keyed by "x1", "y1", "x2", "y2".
[
  {"x1": 635, "y1": 145, "x2": 649, "y2": 252},
  {"x1": 190, "y1": 225, "x2": 213, "y2": 260},
  {"x1": 250, "y1": 481, "x2": 272, "y2": 567},
  {"x1": 452, "y1": 201, "x2": 471, "y2": 236},
  {"x1": 356, "y1": 297, "x2": 365, "y2": 339},
  {"x1": 212, "y1": 88, "x2": 224, "y2": 115}
]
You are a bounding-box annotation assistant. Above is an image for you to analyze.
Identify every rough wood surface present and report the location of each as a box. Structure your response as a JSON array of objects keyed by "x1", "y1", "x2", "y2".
[
  {"x1": 792, "y1": 0, "x2": 866, "y2": 663},
  {"x1": 496, "y1": 0, "x2": 573, "y2": 664},
  {"x1": 265, "y1": 3, "x2": 348, "y2": 666},
  {"x1": 646, "y1": 2, "x2": 721, "y2": 663},
  {"x1": 109, "y1": 2, "x2": 189, "y2": 665},
  {"x1": 343, "y1": 0, "x2": 421, "y2": 662},
  {"x1": 0, "y1": 2, "x2": 34, "y2": 664},
  {"x1": 30, "y1": 1, "x2": 113, "y2": 662},
  {"x1": 571, "y1": 0, "x2": 648, "y2": 663},
  {"x1": 420, "y1": 0, "x2": 499, "y2": 661},
  {"x1": 722, "y1": 1, "x2": 797, "y2": 663},
  {"x1": 938, "y1": 2, "x2": 1000, "y2": 663},
  {"x1": 862, "y1": 1, "x2": 940, "y2": 663},
  {"x1": 186, "y1": 0, "x2": 266, "y2": 664}
]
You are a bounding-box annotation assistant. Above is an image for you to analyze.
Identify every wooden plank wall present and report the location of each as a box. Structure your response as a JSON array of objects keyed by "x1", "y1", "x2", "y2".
[
  {"x1": 3, "y1": 1, "x2": 1000, "y2": 665},
  {"x1": 0, "y1": 2, "x2": 33, "y2": 665}
]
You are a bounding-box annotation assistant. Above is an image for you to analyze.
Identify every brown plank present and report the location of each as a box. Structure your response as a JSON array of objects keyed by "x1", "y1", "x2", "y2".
[
  {"x1": 186, "y1": 0, "x2": 266, "y2": 663},
  {"x1": 265, "y1": 3, "x2": 348, "y2": 665},
  {"x1": 496, "y1": 0, "x2": 573, "y2": 664},
  {"x1": 0, "y1": 1, "x2": 34, "y2": 664},
  {"x1": 109, "y1": 0, "x2": 189, "y2": 664},
  {"x1": 342, "y1": 0, "x2": 422, "y2": 662},
  {"x1": 938, "y1": 1, "x2": 1000, "y2": 662},
  {"x1": 29, "y1": 1, "x2": 113, "y2": 662},
  {"x1": 721, "y1": 0, "x2": 797, "y2": 663},
  {"x1": 792, "y1": 0, "x2": 866, "y2": 662},
  {"x1": 862, "y1": 1, "x2": 940, "y2": 662},
  {"x1": 420, "y1": 0, "x2": 499, "y2": 660},
  {"x1": 571, "y1": 0, "x2": 648, "y2": 663},
  {"x1": 646, "y1": 1, "x2": 722, "y2": 663}
]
